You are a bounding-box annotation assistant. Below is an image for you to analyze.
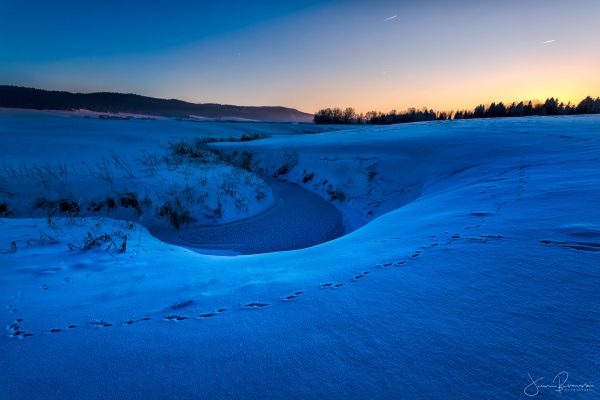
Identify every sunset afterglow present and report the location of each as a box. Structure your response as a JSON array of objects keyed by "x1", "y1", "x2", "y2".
[{"x1": 1, "y1": 0, "x2": 598, "y2": 112}]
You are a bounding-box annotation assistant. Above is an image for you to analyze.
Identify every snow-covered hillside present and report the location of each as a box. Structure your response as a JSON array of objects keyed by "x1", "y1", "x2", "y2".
[
  {"x1": 0, "y1": 109, "x2": 342, "y2": 232},
  {"x1": 1, "y1": 111, "x2": 598, "y2": 399}
]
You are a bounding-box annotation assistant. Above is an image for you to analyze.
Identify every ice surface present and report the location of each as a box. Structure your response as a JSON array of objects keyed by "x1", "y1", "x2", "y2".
[{"x1": 151, "y1": 179, "x2": 345, "y2": 255}]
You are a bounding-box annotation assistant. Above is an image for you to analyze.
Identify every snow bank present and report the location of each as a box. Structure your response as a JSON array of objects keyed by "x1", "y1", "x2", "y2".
[{"x1": 1, "y1": 113, "x2": 599, "y2": 399}]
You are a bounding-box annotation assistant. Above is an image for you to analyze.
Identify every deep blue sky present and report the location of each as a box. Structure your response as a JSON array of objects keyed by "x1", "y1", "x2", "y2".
[
  {"x1": 0, "y1": 1, "x2": 327, "y2": 61},
  {"x1": 1, "y1": 0, "x2": 599, "y2": 112}
]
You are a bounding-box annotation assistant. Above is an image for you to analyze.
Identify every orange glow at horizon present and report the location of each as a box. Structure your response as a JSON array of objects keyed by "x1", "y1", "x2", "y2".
[{"x1": 4, "y1": 0, "x2": 599, "y2": 115}]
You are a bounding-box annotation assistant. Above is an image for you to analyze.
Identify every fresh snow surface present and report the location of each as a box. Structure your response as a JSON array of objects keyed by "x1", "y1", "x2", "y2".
[{"x1": 0, "y1": 111, "x2": 599, "y2": 399}]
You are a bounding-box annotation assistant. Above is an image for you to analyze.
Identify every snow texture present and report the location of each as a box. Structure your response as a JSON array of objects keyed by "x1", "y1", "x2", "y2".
[{"x1": 1, "y1": 110, "x2": 599, "y2": 399}]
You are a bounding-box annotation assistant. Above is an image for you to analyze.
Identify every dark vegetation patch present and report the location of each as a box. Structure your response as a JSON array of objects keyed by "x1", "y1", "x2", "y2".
[
  {"x1": 35, "y1": 198, "x2": 80, "y2": 214},
  {"x1": 274, "y1": 151, "x2": 299, "y2": 177},
  {"x1": 159, "y1": 202, "x2": 193, "y2": 230},
  {"x1": 0, "y1": 202, "x2": 9, "y2": 217},
  {"x1": 68, "y1": 227, "x2": 129, "y2": 253},
  {"x1": 196, "y1": 133, "x2": 266, "y2": 145},
  {"x1": 59, "y1": 199, "x2": 79, "y2": 213},
  {"x1": 106, "y1": 197, "x2": 116, "y2": 209},
  {"x1": 275, "y1": 164, "x2": 290, "y2": 176},
  {"x1": 239, "y1": 151, "x2": 253, "y2": 171},
  {"x1": 325, "y1": 185, "x2": 346, "y2": 202},
  {"x1": 303, "y1": 172, "x2": 315, "y2": 183},
  {"x1": 88, "y1": 200, "x2": 104, "y2": 212},
  {"x1": 119, "y1": 192, "x2": 140, "y2": 211}
]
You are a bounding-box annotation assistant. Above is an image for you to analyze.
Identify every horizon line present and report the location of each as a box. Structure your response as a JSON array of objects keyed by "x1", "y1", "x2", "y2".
[{"x1": 2, "y1": 84, "x2": 597, "y2": 117}]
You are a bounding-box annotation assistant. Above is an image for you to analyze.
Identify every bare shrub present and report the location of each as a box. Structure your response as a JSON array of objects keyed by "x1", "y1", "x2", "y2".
[
  {"x1": 255, "y1": 188, "x2": 266, "y2": 201},
  {"x1": 111, "y1": 152, "x2": 135, "y2": 178},
  {"x1": 27, "y1": 231, "x2": 59, "y2": 248},
  {"x1": 159, "y1": 203, "x2": 193, "y2": 230},
  {"x1": 0, "y1": 241, "x2": 17, "y2": 254},
  {"x1": 35, "y1": 198, "x2": 80, "y2": 214},
  {"x1": 171, "y1": 141, "x2": 194, "y2": 156},
  {"x1": 367, "y1": 164, "x2": 378, "y2": 182},
  {"x1": 326, "y1": 185, "x2": 346, "y2": 202},
  {"x1": 0, "y1": 202, "x2": 9, "y2": 217},
  {"x1": 158, "y1": 184, "x2": 200, "y2": 229},
  {"x1": 58, "y1": 199, "x2": 80, "y2": 213},
  {"x1": 139, "y1": 152, "x2": 162, "y2": 176},
  {"x1": 195, "y1": 133, "x2": 266, "y2": 145},
  {"x1": 88, "y1": 200, "x2": 105, "y2": 212},
  {"x1": 34, "y1": 161, "x2": 68, "y2": 185},
  {"x1": 274, "y1": 150, "x2": 298, "y2": 177},
  {"x1": 240, "y1": 151, "x2": 253, "y2": 171},
  {"x1": 303, "y1": 172, "x2": 315, "y2": 183},
  {"x1": 46, "y1": 216, "x2": 64, "y2": 235},
  {"x1": 96, "y1": 157, "x2": 114, "y2": 182},
  {"x1": 67, "y1": 220, "x2": 130, "y2": 253},
  {"x1": 213, "y1": 200, "x2": 223, "y2": 220},
  {"x1": 169, "y1": 141, "x2": 219, "y2": 165},
  {"x1": 221, "y1": 179, "x2": 238, "y2": 197},
  {"x1": 240, "y1": 133, "x2": 264, "y2": 142},
  {"x1": 106, "y1": 197, "x2": 116, "y2": 209},
  {"x1": 119, "y1": 192, "x2": 140, "y2": 212}
]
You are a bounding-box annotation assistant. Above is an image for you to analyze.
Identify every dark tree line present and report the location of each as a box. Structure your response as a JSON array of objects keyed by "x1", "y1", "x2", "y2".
[{"x1": 314, "y1": 96, "x2": 600, "y2": 125}]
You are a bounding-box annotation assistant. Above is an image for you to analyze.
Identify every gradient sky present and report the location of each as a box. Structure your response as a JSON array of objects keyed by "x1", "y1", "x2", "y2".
[{"x1": 1, "y1": 0, "x2": 599, "y2": 113}]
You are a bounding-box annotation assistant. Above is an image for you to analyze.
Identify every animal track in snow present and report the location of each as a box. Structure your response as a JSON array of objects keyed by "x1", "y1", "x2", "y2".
[
  {"x1": 6, "y1": 319, "x2": 35, "y2": 338},
  {"x1": 244, "y1": 303, "x2": 270, "y2": 309},
  {"x1": 539, "y1": 239, "x2": 600, "y2": 252},
  {"x1": 123, "y1": 317, "x2": 151, "y2": 325},
  {"x1": 354, "y1": 272, "x2": 370, "y2": 280},
  {"x1": 90, "y1": 320, "x2": 113, "y2": 327},
  {"x1": 471, "y1": 211, "x2": 494, "y2": 217},
  {"x1": 283, "y1": 291, "x2": 304, "y2": 301},
  {"x1": 464, "y1": 235, "x2": 506, "y2": 243},
  {"x1": 165, "y1": 299, "x2": 194, "y2": 311},
  {"x1": 9, "y1": 235, "x2": 459, "y2": 341},
  {"x1": 320, "y1": 282, "x2": 345, "y2": 289},
  {"x1": 164, "y1": 315, "x2": 189, "y2": 321}
]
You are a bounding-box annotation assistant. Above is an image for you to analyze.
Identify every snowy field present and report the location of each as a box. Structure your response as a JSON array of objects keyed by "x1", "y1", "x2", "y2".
[{"x1": 1, "y1": 110, "x2": 599, "y2": 399}]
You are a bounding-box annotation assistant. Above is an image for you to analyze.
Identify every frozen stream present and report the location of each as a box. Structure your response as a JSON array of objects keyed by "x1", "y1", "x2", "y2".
[{"x1": 150, "y1": 179, "x2": 345, "y2": 255}]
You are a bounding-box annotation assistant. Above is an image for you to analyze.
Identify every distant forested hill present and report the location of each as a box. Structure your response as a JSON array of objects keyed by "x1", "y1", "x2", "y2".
[{"x1": 0, "y1": 86, "x2": 313, "y2": 122}]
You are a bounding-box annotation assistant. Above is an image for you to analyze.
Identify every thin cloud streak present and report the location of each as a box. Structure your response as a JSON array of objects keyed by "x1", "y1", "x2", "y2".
[
  {"x1": 540, "y1": 39, "x2": 556, "y2": 44},
  {"x1": 384, "y1": 15, "x2": 397, "y2": 21}
]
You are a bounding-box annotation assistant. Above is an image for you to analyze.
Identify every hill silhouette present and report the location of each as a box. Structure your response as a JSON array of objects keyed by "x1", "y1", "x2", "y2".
[{"x1": 0, "y1": 86, "x2": 313, "y2": 122}]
